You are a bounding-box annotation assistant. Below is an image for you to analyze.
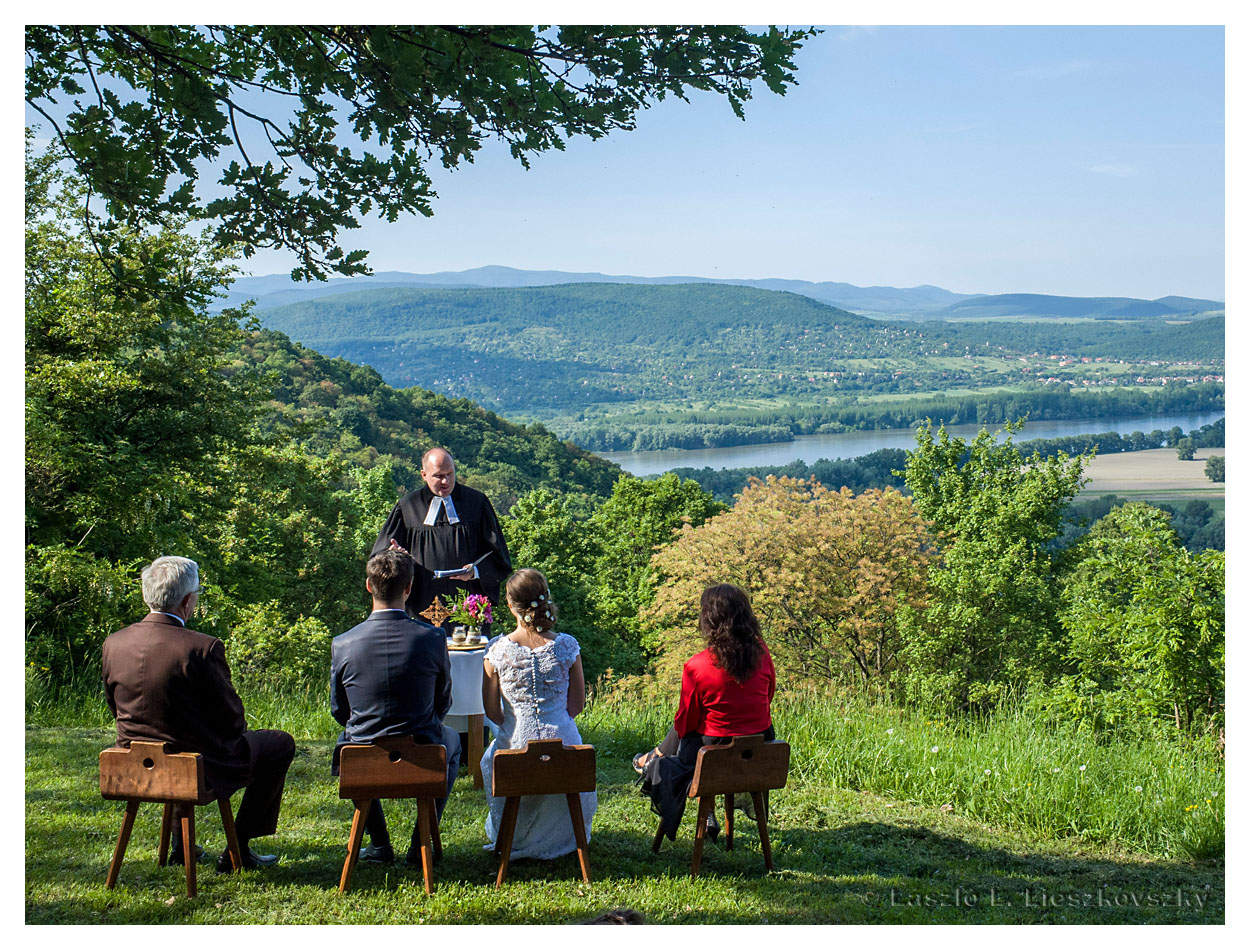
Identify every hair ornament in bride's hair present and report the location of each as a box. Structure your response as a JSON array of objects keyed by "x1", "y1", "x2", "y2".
[
  {"x1": 524, "y1": 613, "x2": 533, "y2": 623},
  {"x1": 538, "y1": 594, "x2": 546, "y2": 601},
  {"x1": 530, "y1": 600, "x2": 537, "y2": 607}
]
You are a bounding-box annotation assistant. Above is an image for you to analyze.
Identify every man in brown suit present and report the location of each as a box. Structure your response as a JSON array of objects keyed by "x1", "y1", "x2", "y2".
[{"x1": 102, "y1": 556, "x2": 295, "y2": 871}]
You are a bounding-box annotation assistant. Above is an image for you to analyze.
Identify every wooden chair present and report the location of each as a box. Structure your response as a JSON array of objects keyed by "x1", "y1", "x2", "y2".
[
  {"x1": 99, "y1": 741, "x2": 244, "y2": 898},
  {"x1": 337, "y1": 736, "x2": 447, "y2": 895},
  {"x1": 490, "y1": 738, "x2": 596, "y2": 887},
  {"x1": 650, "y1": 734, "x2": 790, "y2": 876}
]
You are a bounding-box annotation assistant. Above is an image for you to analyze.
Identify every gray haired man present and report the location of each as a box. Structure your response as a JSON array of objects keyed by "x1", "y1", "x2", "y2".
[{"x1": 101, "y1": 556, "x2": 295, "y2": 871}]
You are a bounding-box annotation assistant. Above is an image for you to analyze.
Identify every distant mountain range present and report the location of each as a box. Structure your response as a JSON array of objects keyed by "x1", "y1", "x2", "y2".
[{"x1": 221, "y1": 265, "x2": 1224, "y2": 320}]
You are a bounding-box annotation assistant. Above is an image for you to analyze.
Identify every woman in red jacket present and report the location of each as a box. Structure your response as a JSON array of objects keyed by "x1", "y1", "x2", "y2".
[{"x1": 636, "y1": 583, "x2": 776, "y2": 840}]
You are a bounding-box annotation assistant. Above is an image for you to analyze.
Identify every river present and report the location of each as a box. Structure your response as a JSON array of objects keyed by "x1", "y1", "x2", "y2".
[{"x1": 596, "y1": 410, "x2": 1225, "y2": 477}]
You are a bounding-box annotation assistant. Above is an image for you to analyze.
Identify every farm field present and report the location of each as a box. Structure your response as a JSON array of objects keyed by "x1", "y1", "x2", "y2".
[{"x1": 1078, "y1": 448, "x2": 1225, "y2": 503}]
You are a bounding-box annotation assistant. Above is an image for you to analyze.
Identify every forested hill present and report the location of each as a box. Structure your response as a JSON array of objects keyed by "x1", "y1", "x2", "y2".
[
  {"x1": 256, "y1": 282, "x2": 874, "y2": 408},
  {"x1": 254, "y1": 282, "x2": 1223, "y2": 422},
  {"x1": 237, "y1": 329, "x2": 621, "y2": 508},
  {"x1": 941, "y1": 293, "x2": 1224, "y2": 319}
]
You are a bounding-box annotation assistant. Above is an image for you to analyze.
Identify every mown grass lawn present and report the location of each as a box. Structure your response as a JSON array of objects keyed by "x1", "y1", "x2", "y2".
[{"x1": 26, "y1": 711, "x2": 1223, "y2": 925}]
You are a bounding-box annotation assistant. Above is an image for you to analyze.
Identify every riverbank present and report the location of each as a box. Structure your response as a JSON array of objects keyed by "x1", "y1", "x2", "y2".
[{"x1": 598, "y1": 410, "x2": 1225, "y2": 477}]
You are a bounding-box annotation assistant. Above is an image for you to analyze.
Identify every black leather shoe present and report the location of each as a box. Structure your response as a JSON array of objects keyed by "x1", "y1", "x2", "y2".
[
  {"x1": 217, "y1": 847, "x2": 280, "y2": 872},
  {"x1": 168, "y1": 843, "x2": 211, "y2": 866},
  {"x1": 358, "y1": 843, "x2": 395, "y2": 864}
]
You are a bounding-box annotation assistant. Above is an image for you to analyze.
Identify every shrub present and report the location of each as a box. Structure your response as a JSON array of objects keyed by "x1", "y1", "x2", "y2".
[{"x1": 225, "y1": 601, "x2": 333, "y2": 689}]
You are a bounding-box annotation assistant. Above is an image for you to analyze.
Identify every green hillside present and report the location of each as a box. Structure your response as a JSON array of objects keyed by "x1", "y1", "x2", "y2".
[
  {"x1": 239, "y1": 328, "x2": 622, "y2": 508},
  {"x1": 254, "y1": 282, "x2": 1224, "y2": 450},
  {"x1": 257, "y1": 282, "x2": 877, "y2": 407},
  {"x1": 942, "y1": 293, "x2": 1223, "y2": 319}
]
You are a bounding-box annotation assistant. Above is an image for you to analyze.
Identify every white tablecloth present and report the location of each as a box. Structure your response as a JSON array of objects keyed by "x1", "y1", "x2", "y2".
[{"x1": 446, "y1": 644, "x2": 486, "y2": 724}]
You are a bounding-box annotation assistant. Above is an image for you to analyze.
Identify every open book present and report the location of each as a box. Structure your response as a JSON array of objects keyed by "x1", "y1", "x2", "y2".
[{"x1": 432, "y1": 551, "x2": 491, "y2": 580}]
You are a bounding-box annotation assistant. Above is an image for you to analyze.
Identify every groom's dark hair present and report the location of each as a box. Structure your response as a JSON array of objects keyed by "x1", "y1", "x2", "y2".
[{"x1": 367, "y1": 549, "x2": 414, "y2": 604}]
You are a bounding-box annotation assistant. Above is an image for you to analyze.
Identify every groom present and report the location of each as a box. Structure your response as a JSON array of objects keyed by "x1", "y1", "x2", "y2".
[{"x1": 330, "y1": 548, "x2": 462, "y2": 864}]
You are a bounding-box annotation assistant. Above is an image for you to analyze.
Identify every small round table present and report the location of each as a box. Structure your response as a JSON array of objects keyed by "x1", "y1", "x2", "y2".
[{"x1": 445, "y1": 643, "x2": 487, "y2": 788}]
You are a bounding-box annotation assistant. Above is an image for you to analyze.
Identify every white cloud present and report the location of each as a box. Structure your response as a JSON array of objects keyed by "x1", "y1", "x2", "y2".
[
  {"x1": 1008, "y1": 60, "x2": 1094, "y2": 80},
  {"x1": 836, "y1": 26, "x2": 879, "y2": 42},
  {"x1": 1089, "y1": 162, "x2": 1138, "y2": 177}
]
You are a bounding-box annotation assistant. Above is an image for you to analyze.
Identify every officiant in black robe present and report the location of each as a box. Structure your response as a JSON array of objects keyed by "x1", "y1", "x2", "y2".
[{"x1": 370, "y1": 447, "x2": 512, "y2": 627}]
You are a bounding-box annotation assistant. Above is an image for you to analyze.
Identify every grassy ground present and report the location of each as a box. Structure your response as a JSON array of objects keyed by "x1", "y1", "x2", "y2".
[{"x1": 25, "y1": 688, "x2": 1223, "y2": 925}]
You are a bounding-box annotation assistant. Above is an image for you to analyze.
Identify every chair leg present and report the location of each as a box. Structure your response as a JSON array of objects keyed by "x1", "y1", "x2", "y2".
[
  {"x1": 494, "y1": 796, "x2": 521, "y2": 888},
  {"x1": 158, "y1": 801, "x2": 173, "y2": 867},
  {"x1": 416, "y1": 799, "x2": 436, "y2": 895},
  {"x1": 751, "y1": 791, "x2": 773, "y2": 871},
  {"x1": 724, "y1": 793, "x2": 735, "y2": 852},
  {"x1": 218, "y1": 797, "x2": 243, "y2": 873},
  {"x1": 691, "y1": 795, "x2": 714, "y2": 877},
  {"x1": 180, "y1": 806, "x2": 197, "y2": 898},
  {"x1": 566, "y1": 792, "x2": 591, "y2": 884},
  {"x1": 468, "y1": 713, "x2": 485, "y2": 789},
  {"x1": 651, "y1": 823, "x2": 665, "y2": 853},
  {"x1": 105, "y1": 799, "x2": 141, "y2": 889},
  {"x1": 430, "y1": 801, "x2": 443, "y2": 861},
  {"x1": 339, "y1": 799, "x2": 370, "y2": 894}
]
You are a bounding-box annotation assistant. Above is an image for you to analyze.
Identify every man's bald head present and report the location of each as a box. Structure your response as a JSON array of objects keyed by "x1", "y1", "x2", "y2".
[{"x1": 420, "y1": 447, "x2": 456, "y2": 496}]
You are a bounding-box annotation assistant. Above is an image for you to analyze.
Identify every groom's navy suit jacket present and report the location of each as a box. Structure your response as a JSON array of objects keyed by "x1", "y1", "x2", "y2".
[{"x1": 330, "y1": 609, "x2": 452, "y2": 772}]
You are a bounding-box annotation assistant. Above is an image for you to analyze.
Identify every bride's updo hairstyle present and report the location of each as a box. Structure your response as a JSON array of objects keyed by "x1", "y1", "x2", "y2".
[{"x1": 506, "y1": 568, "x2": 558, "y2": 634}]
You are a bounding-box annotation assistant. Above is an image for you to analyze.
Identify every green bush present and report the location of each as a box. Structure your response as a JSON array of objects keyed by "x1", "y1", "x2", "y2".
[
  {"x1": 25, "y1": 544, "x2": 145, "y2": 675},
  {"x1": 1051, "y1": 503, "x2": 1224, "y2": 734},
  {"x1": 224, "y1": 601, "x2": 333, "y2": 689}
]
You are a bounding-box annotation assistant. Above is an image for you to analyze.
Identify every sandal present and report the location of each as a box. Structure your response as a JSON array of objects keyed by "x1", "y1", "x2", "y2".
[{"x1": 632, "y1": 748, "x2": 661, "y2": 774}]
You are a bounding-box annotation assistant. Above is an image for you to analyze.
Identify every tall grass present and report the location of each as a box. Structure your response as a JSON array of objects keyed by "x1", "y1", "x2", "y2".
[
  {"x1": 768, "y1": 686, "x2": 1224, "y2": 859},
  {"x1": 585, "y1": 678, "x2": 1224, "y2": 860}
]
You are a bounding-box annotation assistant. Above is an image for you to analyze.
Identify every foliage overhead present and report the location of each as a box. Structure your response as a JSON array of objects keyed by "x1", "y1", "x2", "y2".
[{"x1": 26, "y1": 25, "x2": 814, "y2": 279}]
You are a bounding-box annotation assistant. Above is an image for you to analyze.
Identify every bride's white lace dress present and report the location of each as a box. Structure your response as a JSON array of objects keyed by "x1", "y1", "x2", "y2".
[{"x1": 480, "y1": 632, "x2": 597, "y2": 859}]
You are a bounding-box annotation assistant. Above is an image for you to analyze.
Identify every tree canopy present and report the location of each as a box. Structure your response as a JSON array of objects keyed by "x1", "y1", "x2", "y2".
[{"x1": 26, "y1": 25, "x2": 814, "y2": 280}]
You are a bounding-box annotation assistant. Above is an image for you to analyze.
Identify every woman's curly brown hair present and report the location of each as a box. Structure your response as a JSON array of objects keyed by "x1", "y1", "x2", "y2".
[{"x1": 699, "y1": 583, "x2": 765, "y2": 683}]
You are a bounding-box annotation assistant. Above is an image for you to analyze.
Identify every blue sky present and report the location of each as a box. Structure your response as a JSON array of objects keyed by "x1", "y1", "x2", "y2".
[
  {"x1": 231, "y1": 24, "x2": 1226, "y2": 301},
  {"x1": 19, "y1": 21, "x2": 1226, "y2": 300}
]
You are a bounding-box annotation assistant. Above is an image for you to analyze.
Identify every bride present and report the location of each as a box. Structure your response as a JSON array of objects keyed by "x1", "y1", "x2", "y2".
[{"x1": 480, "y1": 568, "x2": 597, "y2": 859}]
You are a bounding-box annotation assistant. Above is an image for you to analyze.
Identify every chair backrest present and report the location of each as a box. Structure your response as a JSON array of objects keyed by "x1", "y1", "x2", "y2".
[
  {"x1": 492, "y1": 739, "x2": 596, "y2": 798},
  {"x1": 100, "y1": 740, "x2": 209, "y2": 803},
  {"x1": 339, "y1": 735, "x2": 447, "y2": 800},
  {"x1": 688, "y1": 735, "x2": 790, "y2": 798}
]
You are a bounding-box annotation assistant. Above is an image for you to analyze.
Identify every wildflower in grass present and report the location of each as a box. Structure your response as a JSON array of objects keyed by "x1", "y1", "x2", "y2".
[
  {"x1": 931, "y1": 746, "x2": 939, "y2": 753},
  {"x1": 1053, "y1": 767, "x2": 1060, "y2": 773},
  {"x1": 1135, "y1": 786, "x2": 1143, "y2": 792},
  {"x1": 886, "y1": 728, "x2": 894, "y2": 735},
  {"x1": 984, "y1": 769, "x2": 991, "y2": 775},
  {"x1": 1079, "y1": 765, "x2": 1087, "y2": 772}
]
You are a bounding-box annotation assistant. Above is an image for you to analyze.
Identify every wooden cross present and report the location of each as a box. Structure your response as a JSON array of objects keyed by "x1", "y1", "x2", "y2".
[{"x1": 419, "y1": 595, "x2": 452, "y2": 627}]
